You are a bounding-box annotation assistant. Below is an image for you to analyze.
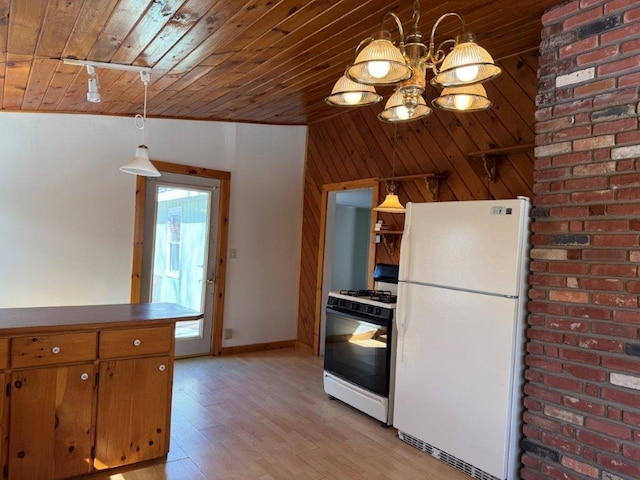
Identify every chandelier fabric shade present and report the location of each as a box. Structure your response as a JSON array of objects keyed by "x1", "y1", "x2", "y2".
[
  {"x1": 325, "y1": 75, "x2": 382, "y2": 107},
  {"x1": 326, "y1": 2, "x2": 502, "y2": 124}
]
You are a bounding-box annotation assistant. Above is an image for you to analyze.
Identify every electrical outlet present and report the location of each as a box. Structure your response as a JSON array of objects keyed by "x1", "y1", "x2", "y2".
[
  {"x1": 490, "y1": 206, "x2": 505, "y2": 215},
  {"x1": 224, "y1": 328, "x2": 232, "y2": 339}
]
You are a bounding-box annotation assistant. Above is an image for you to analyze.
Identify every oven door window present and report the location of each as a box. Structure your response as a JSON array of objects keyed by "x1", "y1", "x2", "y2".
[{"x1": 324, "y1": 308, "x2": 390, "y2": 396}]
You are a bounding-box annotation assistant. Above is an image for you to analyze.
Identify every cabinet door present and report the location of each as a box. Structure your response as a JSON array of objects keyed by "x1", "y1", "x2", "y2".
[
  {"x1": 8, "y1": 364, "x2": 95, "y2": 480},
  {"x1": 94, "y1": 355, "x2": 171, "y2": 469}
]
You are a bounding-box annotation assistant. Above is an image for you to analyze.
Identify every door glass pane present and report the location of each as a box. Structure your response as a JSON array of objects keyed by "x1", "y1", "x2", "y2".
[{"x1": 151, "y1": 186, "x2": 211, "y2": 339}]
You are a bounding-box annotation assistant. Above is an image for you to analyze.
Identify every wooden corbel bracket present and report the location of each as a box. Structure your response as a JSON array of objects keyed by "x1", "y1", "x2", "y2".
[
  {"x1": 381, "y1": 234, "x2": 396, "y2": 256},
  {"x1": 467, "y1": 143, "x2": 535, "y2": 184},
  {"x1": 481, "y1": 154, "x2": 497, "y2": 183}
]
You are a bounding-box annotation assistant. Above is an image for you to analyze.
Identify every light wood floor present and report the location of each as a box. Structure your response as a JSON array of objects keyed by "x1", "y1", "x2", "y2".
[{"x1": 81, "y1": 348, "x2": 471, "y2": 480}]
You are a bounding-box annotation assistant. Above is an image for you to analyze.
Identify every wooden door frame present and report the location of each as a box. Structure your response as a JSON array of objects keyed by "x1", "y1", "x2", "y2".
[
  {"x1": 313, "y1": 178, "x2": 379, "y2": 354},
  {"x1": 129, "y1": 160, "x2": 231, "y2": 356}
]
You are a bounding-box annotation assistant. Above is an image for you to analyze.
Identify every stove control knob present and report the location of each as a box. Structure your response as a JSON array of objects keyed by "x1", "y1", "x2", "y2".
[
  {"x1": 339, "y1": 300, "x2": 345, "y2": 307},
  {"x1": 366, "y1": 306, "x2": 374, "y2": 314},
  {"x1": 351, "y1": 302, "x2": 359, "y2": 311},
  {"x1": 375, "y1": 308, "x2": 382, "y2": 315}
]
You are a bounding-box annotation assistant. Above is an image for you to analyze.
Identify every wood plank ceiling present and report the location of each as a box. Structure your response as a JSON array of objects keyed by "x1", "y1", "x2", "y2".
[{"x1": 0, "y1": 0, "x2": 561, "y2": 126}]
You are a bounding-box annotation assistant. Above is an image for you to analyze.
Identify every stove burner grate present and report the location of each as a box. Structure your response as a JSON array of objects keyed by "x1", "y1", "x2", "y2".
[{"x1": 338, "y1": 289, "x2": 397, "y2": 304}]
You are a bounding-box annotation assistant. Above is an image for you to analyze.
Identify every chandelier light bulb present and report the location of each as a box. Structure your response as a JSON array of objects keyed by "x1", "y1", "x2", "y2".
[
  {"x1": 343, "y1": 91, "x2": 363, "y2": 105},
  {"x1": 455, "y1": 64, "x2": 480, "y2": 82},
  {"x1": 453, "y1": 93, "x2": 473, "y2": 110},
  {"x1": 396, "y1": 105, "x2": 410, "y2": 120},
  {"x1": 368, "y1": 60, "x2": 391, "y2": 79}
]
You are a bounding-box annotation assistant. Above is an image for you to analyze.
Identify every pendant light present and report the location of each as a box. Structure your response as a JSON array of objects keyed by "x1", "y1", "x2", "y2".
[
  {"x1": 119, "y1": 71, "x2": 160, "y2": 177},
  {"x1": 375, "y1": 126, "x2": 406, "y2": 214}
]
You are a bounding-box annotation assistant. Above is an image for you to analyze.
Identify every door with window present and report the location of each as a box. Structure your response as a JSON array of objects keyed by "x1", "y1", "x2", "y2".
[{"x1": 141, "y1": 172, "x2": 220, "y2": 356}]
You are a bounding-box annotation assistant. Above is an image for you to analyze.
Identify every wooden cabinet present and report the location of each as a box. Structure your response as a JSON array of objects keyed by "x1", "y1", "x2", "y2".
[
  {"x1": 0, "y1": 303, "x2": 198, "y2": 480},
  {"x1": 95, "y1": 356, "x2": 171, "y2": 469},
  {"x1": 8, "y1": 364, "x2": 96, "y2": 480},
  {"x1": 94, "y1": 324, "x2": 174, "y2": 469}
]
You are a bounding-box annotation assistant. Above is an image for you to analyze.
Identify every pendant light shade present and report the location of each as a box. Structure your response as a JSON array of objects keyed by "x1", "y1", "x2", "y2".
[
  {"x1": 374, "y1": 191, "x2": 406, "y2": 213},
  {"x1": 325, "y1": 75, "x2": 382, "y2": 107},
  {"x1": 119, "y1": 145, "x2": 160, "y2": 177},
  {"x1": 432, "y1": 83, "x2": 492, "y2": 112},
  {"x1": 346, "y1": 32, "x2": 413, "y2": 86},
  {"x1": 431, "y1": 33, "x2": 502, "y2": 87},
  {"x1": 379, "y1": 90, "x2": 432, "y2": 123}
]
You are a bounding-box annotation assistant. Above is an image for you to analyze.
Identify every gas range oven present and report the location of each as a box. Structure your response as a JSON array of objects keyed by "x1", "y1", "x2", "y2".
[{"x1": 323, "y1": 289, "x2": 397, "y2": 426}]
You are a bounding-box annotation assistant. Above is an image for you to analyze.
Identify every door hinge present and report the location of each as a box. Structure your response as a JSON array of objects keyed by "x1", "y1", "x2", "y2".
[
  {"x1": 3, "y1": 463, "x2": 8, "y2": 479},
  {"x1": 95, "y1": 373, "x2": 99, "y2": 386},
  {"x1": 5, "y1": 383, "x2": 9, "y2": 398},
  {"x1": 91, "y1": 446, "x2": 96, "y2": 460}
]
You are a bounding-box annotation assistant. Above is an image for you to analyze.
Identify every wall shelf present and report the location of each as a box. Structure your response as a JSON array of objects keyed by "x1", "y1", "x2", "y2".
[
  {"x1": 467, "y1": 144, "x2": 535, "y2": 183},
  {"x1": 378, "y1": 173, "x2": 448, "y2": 202}
]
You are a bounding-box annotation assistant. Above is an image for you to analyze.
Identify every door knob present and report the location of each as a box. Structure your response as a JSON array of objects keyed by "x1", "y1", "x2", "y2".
[{"x1": 206, "y1": 278, "x2": 214, "y2": 285}]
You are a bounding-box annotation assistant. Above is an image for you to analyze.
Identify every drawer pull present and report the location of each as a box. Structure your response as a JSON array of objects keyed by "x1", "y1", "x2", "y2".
[
  {"x1": 133, "y1": 339, "x2": 142, "y2": 347},
  {"x1": 51, "y1": 346, "x2": 61, "y2": 354},
  {"x1": 80, "y1": 373, "x2": 89, "y2": 381},
  {"x1": 158, "y1": 364, "x2": 166, "y2": 372}
]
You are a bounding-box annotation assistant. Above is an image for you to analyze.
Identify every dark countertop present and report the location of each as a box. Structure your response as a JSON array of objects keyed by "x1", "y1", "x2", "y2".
[{"x1": 0, "y1": 303, "x2": 201, "y2": 334}]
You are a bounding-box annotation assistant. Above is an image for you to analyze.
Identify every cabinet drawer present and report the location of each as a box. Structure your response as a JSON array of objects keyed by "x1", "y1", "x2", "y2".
[
  {"x1": 11, "y1": 332, "x2": 97, "y2": 368},
  {"x1": 99, "y1": 326, "x2": 173, "y2": 359}
]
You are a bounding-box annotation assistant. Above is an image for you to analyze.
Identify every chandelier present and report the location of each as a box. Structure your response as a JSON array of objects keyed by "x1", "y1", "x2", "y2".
[{"x1": 325, "y1": 1, "x2": 502, "y2": 123}]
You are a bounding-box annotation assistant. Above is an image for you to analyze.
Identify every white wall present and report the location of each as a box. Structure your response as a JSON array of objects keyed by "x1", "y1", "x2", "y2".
[{"x1": 0, "y1": 112, "x2": 306, "y2": 347}]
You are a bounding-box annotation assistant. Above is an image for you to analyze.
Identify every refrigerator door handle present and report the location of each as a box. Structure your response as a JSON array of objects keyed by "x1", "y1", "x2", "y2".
[
  {"x1": 396, "y1": 280, "x2": 409, "y2": 363},
  {"x1": 398, "y1": 203, "x2": 412, "y2": 282}
]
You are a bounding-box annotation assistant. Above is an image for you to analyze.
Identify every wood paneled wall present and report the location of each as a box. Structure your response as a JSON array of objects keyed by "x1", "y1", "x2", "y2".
[{"x1": 297, "y1": 50, "x2": 539, "y2": 350}]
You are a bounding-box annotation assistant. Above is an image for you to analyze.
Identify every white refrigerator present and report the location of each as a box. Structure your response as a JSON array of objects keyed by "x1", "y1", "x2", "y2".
[{"x1": 393, "y1": 198, "x2": 531, "y2": 480}]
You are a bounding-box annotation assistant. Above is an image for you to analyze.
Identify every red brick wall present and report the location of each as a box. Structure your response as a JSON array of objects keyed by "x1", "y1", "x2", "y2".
[{"x1": 524, "y1": 1, "x2": 640, "y2": 479}]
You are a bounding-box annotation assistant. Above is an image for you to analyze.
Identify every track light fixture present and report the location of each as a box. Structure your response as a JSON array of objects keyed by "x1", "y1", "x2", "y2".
[
  {"x1": 62, "y1": 58, "x2": 159, "y2": 177},
  {"x1": 325, "y1": 0, "x2": 501, "y2": 123},
  {"x1": 86, "y1": 65, "x2": 100, "y2": 103}
]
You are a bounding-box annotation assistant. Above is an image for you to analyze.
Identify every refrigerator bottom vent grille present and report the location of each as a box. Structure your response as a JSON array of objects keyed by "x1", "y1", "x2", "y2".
[{"x1": 398, "y1": 431, "x2": 500, "y2": 480}]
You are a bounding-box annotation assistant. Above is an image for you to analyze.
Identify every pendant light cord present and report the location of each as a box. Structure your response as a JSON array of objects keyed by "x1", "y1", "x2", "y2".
[
  {"x1": 134, "y1": 72, "x2": 150, "y2": 146},
  {"x1": 389, "y1": 124, "x2": 399, "y2": 194},
  {"x1": 392, "y1": 124, "x2": 398, "y2": 178}
]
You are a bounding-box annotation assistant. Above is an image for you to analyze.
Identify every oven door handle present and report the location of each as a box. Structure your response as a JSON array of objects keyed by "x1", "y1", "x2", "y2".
[{"x1": 326, "y1": 306, "x2": 389, "y2": 328}]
